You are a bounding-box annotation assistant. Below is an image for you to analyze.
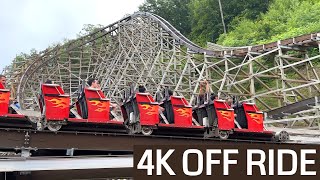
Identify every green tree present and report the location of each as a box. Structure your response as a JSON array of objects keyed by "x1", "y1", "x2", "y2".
[
  {"x1": 139, "y1": 0, "x2": 192, "y2": 37},
  {"x1": 218, "y1": 0, "x2": 320, "y2": 46},
  {"x1": 189, "y1": 0, "x2": 270, "y2": 45}
]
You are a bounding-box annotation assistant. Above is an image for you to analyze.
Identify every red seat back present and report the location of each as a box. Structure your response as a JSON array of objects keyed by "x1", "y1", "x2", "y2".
[
  {"x1": 214, "y1": 100, "x2": 235, "y2": 130},
  {"x1": 136, "y1": 93, "x2": 159, "y2": 126},
  {"x1": 84, "y1": 88, "x2": 110, "y2": 122},
  {"x1": 170, "y1": 96, "x2": 192, "y2": 126},
  {"x1": 243, "y1": 103, "x2": 264, "y2": 131},
  {"x1": 0, "y1": 83, "x2": 5, "y2": 89},
  {"x1": 0, "y1": 83, "x2": 10, "y2": 115},
  {"x1": 41, "y1": 84, "x2": 70, "y2": 120}
]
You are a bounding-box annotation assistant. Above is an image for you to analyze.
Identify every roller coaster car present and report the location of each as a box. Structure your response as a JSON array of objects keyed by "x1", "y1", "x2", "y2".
[
  {"x1": 121, "y1": 87, "x2": 160, "y2": 135},
  {"x1": 157, "y1": 89, "x2": 203, "y2": 130},
  {"x1": 233, "y1": 102, "x2": 289, "y2": 141},
  {"x1": 40, "y1": 83, "x2": 70, "y2": 131},
  {"x1": 40, "y1": 83, "x2": 122, "y2": 131},
  {"x1": 0, "y1": 83, "x2": 33, "y2": 128},
  {"x1": 73, "y1": 83, "x2": 122, "y2": 126},
  {"x1": 121, "y1": 87, "x2": 203, "y2": 136},
  {"x1": 192, "y1": 95, "x2": 235, "y2": 139},
  {"x1": 149, "y1": 94, "x2": 205, "y2": 137}
]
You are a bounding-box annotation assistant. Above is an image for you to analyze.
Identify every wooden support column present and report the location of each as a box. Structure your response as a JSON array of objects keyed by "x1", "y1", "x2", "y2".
[
  {"x1": 249, "y1": 57, "x2": 255, "y2": 103},
  {"x1": 278, "y1": 42, "x2": 287, "y2": 106}
]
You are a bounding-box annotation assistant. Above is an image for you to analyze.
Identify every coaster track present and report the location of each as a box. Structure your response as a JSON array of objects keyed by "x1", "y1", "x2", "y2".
[
  {"x1": 0, "y1": 127, "x2": 305, "y2": 153},
  {"x1": 3, "y1": 12, "x2": 320, "y2": 129}
]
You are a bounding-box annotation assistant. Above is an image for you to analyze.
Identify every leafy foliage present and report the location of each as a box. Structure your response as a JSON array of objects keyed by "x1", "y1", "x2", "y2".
[
  {"x1": 218, "y1": 0, "x2": 320, "y2": 46},
  {"x1": 139, "y1": 0, "x2": 192, "y2": 37},
  {"x1": 188, "y1": 0, "x2": 270, "y2": 45},
  {"x1": 139, "y1": 0, "x2": 270, "y2": 45}
]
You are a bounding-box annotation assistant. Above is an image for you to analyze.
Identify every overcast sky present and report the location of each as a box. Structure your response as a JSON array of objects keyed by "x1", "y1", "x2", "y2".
[{"x1": 0, "y1": 0, "x2": 145, "y2": 72}]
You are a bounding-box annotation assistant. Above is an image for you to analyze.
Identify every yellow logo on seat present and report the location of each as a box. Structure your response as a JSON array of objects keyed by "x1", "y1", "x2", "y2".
[
  {"x1": 0, "y1": 92, "x2": 9, "y2": 104},
  {"x1": 218, "y1": 110, "x2": 233, "y2": 122},
  {"x1": 248, "y1": 113, "x2": 263, "y2": 124},
  {"x1": 89, "y1": 100, "x2": 108, "y2": 112},
  {"x1": 140, "y1": 104, "x2": 158, "y2": 115},
  {"x1": 48, "y1": 98, "x2": 69, "y2": 109},
  {"x1": 175, "y1": 108, "x2": 190, "y2": 117}
]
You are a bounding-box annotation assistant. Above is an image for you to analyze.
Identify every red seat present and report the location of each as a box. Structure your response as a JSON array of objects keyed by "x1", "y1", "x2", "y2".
[
  {"x1": 41, "y1": 84, "x2": 70, "y2": 121},
  {"x1": 243, "y1": 102, "x2": 264, "y2": 132},
  {"x1": 81, "y1": 87, "x2": 111, "y2": 123},
  {"x1": 0, "y1": 83, "x2": 5, "y2": 89},
  {"x1": 0, "y1": 83, "x2": 10, "y2": 115},
  {"x1": 170, "y1": 96, "x2": 193, "y2": 126},
  {"x1": 214, "y1": 100, "x2": 235, "y2": 131},
  {"x1": 136, "y1": 93, "x2": 160, "y2": 126}
]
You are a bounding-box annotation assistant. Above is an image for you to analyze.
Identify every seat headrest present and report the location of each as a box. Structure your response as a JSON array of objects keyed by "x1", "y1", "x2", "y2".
[
  {"x1": 43, "y1": 83, "x2": 60, "y2": 87},
  {"x1": 137, "y1": 92, "x2": 150, "y2": 96},
  {"x1": 86, "y1": 87, "x2": 100, "y2": 91}
]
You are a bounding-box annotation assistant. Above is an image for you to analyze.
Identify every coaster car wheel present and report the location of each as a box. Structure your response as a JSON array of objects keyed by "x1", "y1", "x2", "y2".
[
  {"x1": 218, "y1": 130, "x2": 230, "y2": 140},
  {"x1": 275, "y1": 131, "x2": 290, "y2": 142},
  {"x1": 47, "y1": 121, "x2": 62, "y2": 132},
  {"x1": 141, "y1": 126, "x2": 153, "y2": 136}
]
